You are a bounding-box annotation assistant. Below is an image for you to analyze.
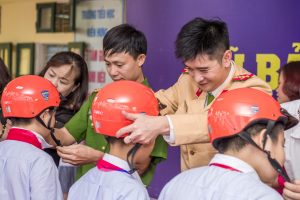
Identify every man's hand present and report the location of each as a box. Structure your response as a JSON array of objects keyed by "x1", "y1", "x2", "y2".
[
  {"x1": 57, "y1": 144, "x2": 103, "y2": 165},
  {"x1": 116, "y1": 111, "x2": 170, "y2": 144},
  {"x1": 283, "y1": 180, "x2": 300, "y2": 200}
]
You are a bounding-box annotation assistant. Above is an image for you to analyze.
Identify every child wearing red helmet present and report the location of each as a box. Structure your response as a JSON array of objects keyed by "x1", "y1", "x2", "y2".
[
  {"x1": 68, "y1": 80, "x2": 158, "y2": 200},
  {"x1": 0, "y1": 75, "x2": 62, "y2": 199},
  {"x1": 159, "y1": 88, "x2": 298, "y2": 200}
]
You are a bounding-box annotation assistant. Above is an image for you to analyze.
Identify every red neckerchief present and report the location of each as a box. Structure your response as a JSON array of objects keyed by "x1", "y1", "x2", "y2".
[
  {"x1": 97, "y1": 159, "x2": 129, "y2": 174},
  {"x1": 6, "y1": 128, "x2": 42, "y2": 149},
  {"x1": 276, "y1": 167, "x2": 289, "y2": 195},
  {"x1": 209, "y1": 163, "x2": 242, "y2": 173}
]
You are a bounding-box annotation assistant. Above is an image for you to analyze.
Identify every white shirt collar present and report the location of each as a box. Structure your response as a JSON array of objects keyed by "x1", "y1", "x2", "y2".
[
  {"x1": 11, "y1": 126, "x2": 53, "y2": 149},
  {"x1": 210, "y1": 153, "x2": 259, "y2": 179},
  {"x1": 210, "y1": 61, "x2": 235, "y2": 97},
  {"x1": 102, "y1": 153, "x2": 144, "y2": 185},
  {"x1": 103, "y1": 153, "x2": 132, "y2": 171}
]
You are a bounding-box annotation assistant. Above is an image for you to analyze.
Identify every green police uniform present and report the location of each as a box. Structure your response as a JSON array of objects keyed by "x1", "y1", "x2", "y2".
[{"x1": 65, "y1": 79, "x2": 168, "y2": 186}]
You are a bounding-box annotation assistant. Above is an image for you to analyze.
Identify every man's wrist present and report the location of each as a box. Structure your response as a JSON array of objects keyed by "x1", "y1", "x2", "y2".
[
  {"x1": 163, "y1": 115, "x2": 175, "y2": 144},
  {"x1": 91, "y1": 149, "x2": 104, "y2": 164}
]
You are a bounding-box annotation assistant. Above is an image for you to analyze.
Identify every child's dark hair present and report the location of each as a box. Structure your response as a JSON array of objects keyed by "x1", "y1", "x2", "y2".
[{"x1": 217, "y1": 123, "x2": 284, "y2": 153}]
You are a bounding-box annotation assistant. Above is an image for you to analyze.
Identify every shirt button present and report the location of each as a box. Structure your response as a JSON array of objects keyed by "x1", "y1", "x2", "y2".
[{"x1": 189, "y1": 150, "x2": 195, "y2": 155}]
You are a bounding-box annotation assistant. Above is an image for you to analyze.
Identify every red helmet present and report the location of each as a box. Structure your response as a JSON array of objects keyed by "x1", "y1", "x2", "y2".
[
  {"x1": 92, "y1": 80, "x2": 159, "y2": 137},
  {"x1": 1, "y1": 75, "x2": 60, "y2": 118},
  {"x1": 208, "y1": 88, "x2": 297, "y2": 148}
]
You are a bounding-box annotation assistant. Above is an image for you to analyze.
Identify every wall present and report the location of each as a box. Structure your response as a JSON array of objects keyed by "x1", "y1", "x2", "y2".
[
  {"x1": 0, "y1": 0, "x2": 74, "y2": 75},
  {"x1": 126, "y1": 0, "x2": 300, "y2": 198}
]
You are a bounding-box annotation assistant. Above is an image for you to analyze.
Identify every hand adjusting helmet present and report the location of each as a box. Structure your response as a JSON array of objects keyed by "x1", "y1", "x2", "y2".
[{"x1": 92, "y1": 80, "x2": 159, "y2": 173}]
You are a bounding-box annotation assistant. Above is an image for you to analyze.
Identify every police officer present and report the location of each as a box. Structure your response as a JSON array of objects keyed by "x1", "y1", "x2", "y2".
[{"x1": 116, "y1": 17, "x2": 271, "y2": 171}]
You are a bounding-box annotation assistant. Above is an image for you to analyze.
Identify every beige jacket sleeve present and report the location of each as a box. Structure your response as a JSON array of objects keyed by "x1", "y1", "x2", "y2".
[{"x1": 156, "y1": 65, "x2": 272, "y2": 146}]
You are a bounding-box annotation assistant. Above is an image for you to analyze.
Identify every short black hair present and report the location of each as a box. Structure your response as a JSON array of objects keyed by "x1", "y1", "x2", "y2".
[
  {"x1": 217, "y1": 123, "x2": 284, "y2": 153},
  {"x1": 175, "y1": 17, "x2": 230, "y2": 62},
  {"x1": 9, "y1": 107, "x2": 57, "y2": 126},
  {"x1": 103, "y1": 24, "x2": 147, "y2": 59}
]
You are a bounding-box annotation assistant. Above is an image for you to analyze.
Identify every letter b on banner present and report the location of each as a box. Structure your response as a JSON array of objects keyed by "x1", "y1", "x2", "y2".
[{"x1": 256, "y1": 54, "x2": 280, "y2": 90}]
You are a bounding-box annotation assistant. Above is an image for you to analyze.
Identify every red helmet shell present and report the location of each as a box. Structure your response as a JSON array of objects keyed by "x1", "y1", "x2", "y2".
[
  {"x1": 208, "y1": 88, "x2": 286, "y2": 148},
  {"x1": 1, "y1": 75, "x2": 60, "y2": 118},
  {"x1": 92, "y1": 80, "x2": 159, "y2": 137}
]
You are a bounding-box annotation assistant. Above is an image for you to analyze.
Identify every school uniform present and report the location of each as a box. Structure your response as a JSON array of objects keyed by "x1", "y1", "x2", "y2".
[
  {"x1": 68, "y1": 153, "x2": 150, "y2": 200},
  {"x1": 0, "y1": 127, "x2": 62, "y2": 200},
  {"x1": 158, "y1": 154, "x2": 283, "y2": 200}
]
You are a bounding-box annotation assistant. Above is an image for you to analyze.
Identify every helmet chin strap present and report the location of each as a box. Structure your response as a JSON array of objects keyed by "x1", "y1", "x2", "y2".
[
  {"x1": 239, "y1": 121, "x2": 290, "y2": 182},
  {"x1": 35, "y1": 109, "x2": 61, "y2": 146},
  {"x1": 126, "y1": 143, "x2": 142, "y2": 174}
]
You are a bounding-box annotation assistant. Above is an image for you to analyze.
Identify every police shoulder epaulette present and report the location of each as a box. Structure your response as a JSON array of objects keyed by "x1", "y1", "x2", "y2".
[
  {"x1": 232, "y1": 73, "x2": 254, "y2": 81},
  {"x1": 182, "y1": 67, "x2": 189, "y2": 74}
]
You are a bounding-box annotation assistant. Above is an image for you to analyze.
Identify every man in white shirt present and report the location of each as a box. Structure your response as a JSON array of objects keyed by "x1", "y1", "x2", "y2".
[
  {"x1": 159, "y1": 88, "x2": 297, "y2": 200},
  {"x1": 0, "y1": 75, "x2": 62, "y2": 200}
]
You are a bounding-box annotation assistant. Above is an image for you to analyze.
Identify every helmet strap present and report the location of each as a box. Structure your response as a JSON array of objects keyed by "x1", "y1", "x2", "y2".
[
  {"x1": 262, "y1": 121, "x2": 275, "y2": 149},
  {"x1": 239, "y1": 124, "x2": 290, "y2": 182},
  {"x1": 126, "y1": 143, "x2": 142, "y2": 174},
  {"x1": 35, "y1": 109, "x2": 61, "y2": 146}
]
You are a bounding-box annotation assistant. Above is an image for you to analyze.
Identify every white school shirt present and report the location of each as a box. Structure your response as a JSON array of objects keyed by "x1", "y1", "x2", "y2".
[
  {"x1": 0, "y1": 128, "x2": 62, "y2": 200},
  {"x1": 159, "y1": 154, "x2": 283, "y2": 200},
  {"x1": 281, "y1": 100, "x2": 300, "y2": 180},
  {"x1": 68, "y1": 153, "x2": 150, "y2": 200}
]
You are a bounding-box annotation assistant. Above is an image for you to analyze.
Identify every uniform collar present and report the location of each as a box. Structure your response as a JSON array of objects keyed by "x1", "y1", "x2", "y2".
[
  {"x1": 102, "y1": 153, "x2": 144, "y2": 185},
  {"x1": 11, "y1": 127, "x2": 53, "y2": 149},
  {"x1": 210, "y1": 153, "x2": 259, "y2": 178},
  {"x1": 102, "y1": 153, "x2": 132, "y2": 171},
  {"x1": 141, "y1": 77, "x2": 150, "y2": 88},
  {"x1": 210, "y1": 61, "x2": 235, "y2": 97}
]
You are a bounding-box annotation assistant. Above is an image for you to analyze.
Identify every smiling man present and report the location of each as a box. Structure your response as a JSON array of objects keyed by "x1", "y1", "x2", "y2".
[
  {"x1": 116, "y1": 17, "x2": 272, "y2": 171},
  {"x1": 53, "y1": 24, "x2": 168, "y2": 188}
]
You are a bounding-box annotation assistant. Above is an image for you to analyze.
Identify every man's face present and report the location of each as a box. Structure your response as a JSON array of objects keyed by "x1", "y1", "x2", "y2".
[
  {"x1": 184, "y1": 53, "x2": 230, "y2": 92},
  {"x1": 104, "y1": 52, "x2": 145, "y2": 82}
]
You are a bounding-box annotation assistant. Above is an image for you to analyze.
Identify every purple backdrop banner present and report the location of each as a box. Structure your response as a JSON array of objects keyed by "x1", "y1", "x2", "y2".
[{"x1": 126, "y1": 0, "x2": 300, "y2": 198}]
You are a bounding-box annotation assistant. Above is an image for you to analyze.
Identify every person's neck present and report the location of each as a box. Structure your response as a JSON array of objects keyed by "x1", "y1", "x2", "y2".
[
  {"x1": 136, "y1": 73, "x2": 145, "y2": 84},
  {"x1": 224, "y1": 145, "x2": 263, "y2": 172},
  {"x1": 14, "y1": 123, "x2": 48, "y2": 139},
  {"x1": 209, "y1": 66, "x2": 231, "y2": 93},
  {"x1": 109, "y1": 143, "x2": 135, "y2": 161}
]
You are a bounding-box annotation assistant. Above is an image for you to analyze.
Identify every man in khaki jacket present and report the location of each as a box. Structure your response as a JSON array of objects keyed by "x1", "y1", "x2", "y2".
[{"x1": 116, "y1": 17, "x2": 271, "y2": 170}]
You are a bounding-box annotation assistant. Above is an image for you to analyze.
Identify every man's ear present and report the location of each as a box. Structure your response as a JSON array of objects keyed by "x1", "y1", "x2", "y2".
[
  {"x1": 222, "y1": 50, "x2": 232, "y2": 68},
  {"x1": 136, "y1": 54, "x2": 146, "y2": 67}
]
